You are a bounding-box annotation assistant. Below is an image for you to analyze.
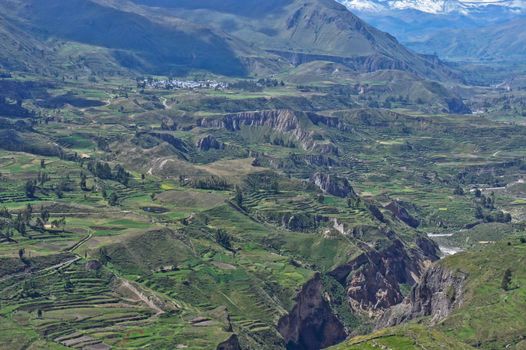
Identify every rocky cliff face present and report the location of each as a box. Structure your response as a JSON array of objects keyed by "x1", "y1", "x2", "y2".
[
  {"x1": 311, "y1": 172, "x2": 357, "y2": 198},
  {"x1": 278, "y1": 274, "x2": 348, "y2": 350},
  {"x1": 329, "y1": 237, "x2": 438, "y2": 316},
  {"x1": 196, "y1": 135, "x2": 224, "y2": 151},
  {"x1": 278, "y1": 235, "x2": 439, "y2": 349},
  {"x1": 385, "y1": 201, "x2": 420, "y2": 228},
  {"x1": 198, "y1": 110, "x2": 340, "y2": 153},
  {"x1": 377, "y1": 262, "x2": 467, "y2": 329},
  {"x1": 216, "y1": 334, "x2": 242, "y2": 350},
  {"x1": 140, "y1": 132, "x2": 189, "y2": 155},
  {"x1": 199, "y1": 110, "x2": 302, "y2": 133}
]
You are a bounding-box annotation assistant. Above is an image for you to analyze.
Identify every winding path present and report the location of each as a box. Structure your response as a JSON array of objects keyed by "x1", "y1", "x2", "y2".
[{"x1": 120, "y1": 280, "x2": 164, "y2": 316}]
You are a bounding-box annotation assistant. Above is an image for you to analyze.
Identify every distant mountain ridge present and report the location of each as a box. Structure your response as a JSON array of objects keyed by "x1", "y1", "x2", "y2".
[
  {"x1": 337, "y1": 0, "x2": 526, "y2": 14},
  {"x1": 130, "y1": 0, "x2": 461, "y2": 80},
  {"x1": 335, "y1": 0, "x2": 526, "y2": 67},
  {"x1": 0, "y1": 0, "x2": 460, "y2": 81},
  {"x1": 407, "y1": 16, "x2": 526, "y2": 61}
]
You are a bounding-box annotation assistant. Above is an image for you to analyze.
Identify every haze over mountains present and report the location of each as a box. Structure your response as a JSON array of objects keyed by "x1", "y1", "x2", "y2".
[
  {"x1": 337, "y1": 0, "x2": 526, "y2": 64},
  {"x1": 339, "y1": 0, "x2": 526, "y2": 14},
  {"x1": 408, "y1": 16, "x2": 526, "y2": 60},
  {"x1": 0, "y1": 0, "x2": 460, "y2": 81}
]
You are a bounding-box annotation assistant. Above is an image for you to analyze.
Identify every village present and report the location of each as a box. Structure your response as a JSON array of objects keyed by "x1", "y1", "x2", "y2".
[{"x1": 137, "y1": 77, "x2": 229, "y2": 90}]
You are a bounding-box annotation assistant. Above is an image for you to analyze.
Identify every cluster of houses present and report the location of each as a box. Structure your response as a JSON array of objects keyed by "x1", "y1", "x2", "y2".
[{"x1": 137, "y1": 78, "x2": 228, "y2": 90}]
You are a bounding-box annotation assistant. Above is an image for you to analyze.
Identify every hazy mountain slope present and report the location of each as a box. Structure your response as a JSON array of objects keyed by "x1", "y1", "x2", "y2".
[
  {"x1": 132, "y1": 0, "x2": 461, "y2": 81},
  {"x1": 335, "y1": 0, "x2": 525, "y2": 61},
  {"x1": 0, "y1": 0, "x2": 286, "y2": 76},
  {"x1": 0, "y1": 14, "x2": 50, "y2": 72},
  {"x1": 0, "y1": 0, "x2": 461, "y2": 80},
  {"x1": 408, "y1": 17, "x2": 526, "y2": 61}
]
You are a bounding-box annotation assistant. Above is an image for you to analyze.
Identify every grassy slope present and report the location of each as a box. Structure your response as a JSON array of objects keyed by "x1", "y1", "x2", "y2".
[
  {"x1": 438, "y1": 240, "x2": 526, "y2": 348},
  {"x1": 0, "y1": 0, "x2": 255, "y2": 76},
  {"x1": 331, "y1": 324, "x2": 475, "y2": 350}
]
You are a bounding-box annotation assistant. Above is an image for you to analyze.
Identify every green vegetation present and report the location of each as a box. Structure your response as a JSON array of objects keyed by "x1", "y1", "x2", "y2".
[
  {"x1": 0, "y1": 1, "x2": 525, "y2": 349},
  {"x1": 436, "y1": 240, "x2": 526, "y2": 348},
  {"x1": 0, "y1": 68, "x2": 524, "y2": 348},
  {"x1": 330, "y1": 324, "x2": 475, "y2": 350}
]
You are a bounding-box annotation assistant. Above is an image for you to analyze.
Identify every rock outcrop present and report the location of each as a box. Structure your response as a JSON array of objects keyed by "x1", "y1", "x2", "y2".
[
  {"x1": 196, "y1": 135, "x2": 224, "y2": 151},
  {"x1": 198, "y1": 110, "x2": 340, "y2": 153},
  {"x1": 377, "y1": 263, "x2": 467, "y2": 329},
  {"x1": 329, "y1": 238, "x2": 437, "y2": 315},
  {"x1": 294, "y1": 154, "x2": 340, "y2": 167},
  {"x1": 278, "y1": 235, "x2": 439, "y2": 350},
  {"x1": 216, "y1": 334, "x2": 241, "y2": 350},
  {"x1": 385, "y1": 201, "x2": 420, "y2": 228},
  {"x1": 278, "y1": 274, "x2": 347, "y2": 350},
  {"x1": 199, "y1": 110, "x2": 302, "y2": 132},
  {"x1": 311, "y1": 172, "x2": 356, "y2": 198},
  {"x1": 139, "y1": 132, "x2": 189, "y2": 155}
]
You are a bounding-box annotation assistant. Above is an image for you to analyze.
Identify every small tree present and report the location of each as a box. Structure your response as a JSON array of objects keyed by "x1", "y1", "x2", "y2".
[
  {"x1": 40, "y1": 159, "x2": 46, "y2": 169},
  {"x1": 475, "y1": 206, "x2": 484, "y2": 219},
  {"x1": 99, "y1": 247, "x2": 111, "y2": 265},
  {"x1": 501, "y1": 268, "x2": 513, "y2": 291},
  {"x1": 234, "y1": 186, "x2": 243, "y2": 208},
  {"x1": 0, "y1": 207, "x2": 10, "y2": 219},
  {"x1": 108, "y1": 192, "x2": 119, "y2": 206},
  {"x1": 34, "y1": 218, "x2": 45, "y2": 232},
  {"x1": 58, "y1": 216, "x2": 66, "y2": 232},
  {"x1": 64, "y1": 279, "x2": 74, "y2": 293},
  {"x1": 54, "y1": 186, "x2": 64, "y2": 199},
  {"x1": 453, "y1": 185, "x2": 464, "y2": 196},
  {"x1": 15, "y1": 214, "x2": 26, "y2": 236},
  {"x1": 80, "y1": 172, "x2": 87, "y2": 191},
  {"x1": 215, "y1": 229, "x2": 233, "y2": 251},
  {"x1": 40, "y1": 207, "x2": 50, "y2": 224},
  {"x1": 23, "y1": 204, "x2": 33, "y2": 224},
  {"x1": 25, "y1": 180, "x2": 36, "y2": 198}
]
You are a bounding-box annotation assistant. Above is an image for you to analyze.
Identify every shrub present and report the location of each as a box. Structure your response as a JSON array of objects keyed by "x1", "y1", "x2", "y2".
[{"x1": 215, "y1": 229, "x2": 233, "y2": 250}]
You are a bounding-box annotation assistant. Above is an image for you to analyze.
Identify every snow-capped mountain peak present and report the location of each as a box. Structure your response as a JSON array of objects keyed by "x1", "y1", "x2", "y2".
[{"x1": 337, "y1": 0, "x2": 526, "y2": 14}]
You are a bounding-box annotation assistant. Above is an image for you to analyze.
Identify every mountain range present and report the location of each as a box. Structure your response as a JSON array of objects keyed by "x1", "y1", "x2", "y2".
[
  {"x1": 338, "y1": 0, "x2": 526, "y2": 14},
  {"x1": 408, "y1": 16, "x2": 526, "y2": 60},
  {"x1": 336, "y1": 0, "x2": 526, "y2": 67},
  {"x1": 0, "y1": 0, "x2": 459, "y2": 81},
  {"x1": 1, "y1": 0, "x2": 526, "y2": 349}
]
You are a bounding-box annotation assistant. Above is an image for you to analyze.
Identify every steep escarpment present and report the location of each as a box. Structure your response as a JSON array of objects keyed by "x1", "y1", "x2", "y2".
[
  {"x1": 217, "y1": 334, "x2": 242, "y2": 350},
  {"x1": 196, "y1": 134, "x2": 224, "y2": 151},
  {"x1": 278, "y1": 236, "x2": 439, "y2": 349},
  {"x1": 278, "y1": 274, "x2": 348, "y2": 350},
  {"x1": 385, "y1": 201, "x2": 420, "y2": 228},
  {"x1": 329, "y1": 237, "x2": 438, "y2": 315},
  {"x1": 311, "y1": 173, "x2": 357, "y2": 198},
  {"x1": 198, "y1": 110, "x2": 341, "y2": 153},
  {"x1": 378, "y1": 262, "x2": 468, "y2": 329}
]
